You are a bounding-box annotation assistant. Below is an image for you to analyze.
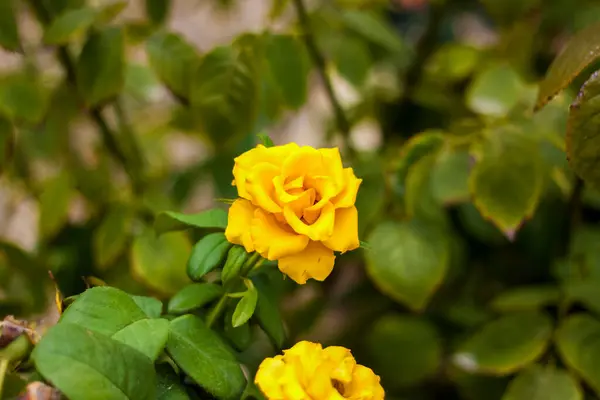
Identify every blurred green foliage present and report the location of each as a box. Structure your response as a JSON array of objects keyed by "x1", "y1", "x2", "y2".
[{"x1": 3, "y1": 0, "x2": 600, "y2": 399}]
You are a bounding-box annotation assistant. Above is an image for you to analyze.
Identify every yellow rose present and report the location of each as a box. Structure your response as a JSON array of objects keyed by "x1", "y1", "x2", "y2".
[
  {"x1": 225, "y1": 143, "x2": 362, "y2": 284},
  {"x1": 255, "y1": 341, "x2": 384, "y2": 400}
]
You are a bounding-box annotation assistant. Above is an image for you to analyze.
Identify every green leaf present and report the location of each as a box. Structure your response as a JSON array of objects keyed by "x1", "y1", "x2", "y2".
[
  {"x1": 39, "y1": 172, "x2": 72, "y2": 240},
  {"x1": 112, "y1": 318, "x2": 169, "y2": 361},
  {"x1": 0, "y1": 74, "x2": 49, "y2": 123},
  {"x1": 40, "y1": 0, "x2": 85, "y2": 17},
  {"x1": 76, "y1": 26, "x2": 125, "y2": 107},
  {"x1": 146, "y1": 32, "x2": 200, "y2": 100},
  {"x1": 241, "y1": 381, "x2": 267, "y2": 400},
  {"x1": 470, "y1": 131, "x2": 544, "y2": 237},
  {"x1": 93, "y1": 205, "x2": 132, "y2": 270},
  {"x1": 253, "y1": 275, "x2": 286, "y2": 349},
  {"x1": 467, "y1": 65, "x2": 524, "y2": 117},
  {"x1": 130, "y1": 295, "x2": 163, "y2": 318},
  {"x1": 154, "y1": 209, "x2": 228, "y2": 236},
  {"x1": 95, "y1": 1, "x2": 128, "y2": 24},
  {"x1": 166, "y1": 315, "x2": 246, "y2": 400},
  {"x1": 264, "y1": 34, "x2": 309, "y2": 109},
  {"x1": 223, "y1": 303, "x2": 252, "y2": 351},
  {"x1": 0, "y1": 0, "x2": 20, "y2": 51},
  {"x1": 1, "y1": 373, "x2": 26, "y2": 399},
  {"x1": 564, "y1": 280, "x2": 600, "y2": 316},
  {"x1": 167, "y1": 283, "x2": 223, "y2": 315},
  {"x1": 566, "y1": 71, "x2": 600, "y2": 188},
  {"x1": 452, "y1": 312, "x2": 553, "y2": 375},
  {"x1": 425, "y1": 43, "x2": 480, "y2": 83},
  {"x1": 395, "y1": 130, "x2": 445, "y2": 192},
  {"x1": 190, "y1": 44, "x2": 259, "y2": 141},
  {"x1": 404, "y1": 154, "x2": 447, "y2": 223},
  {"x1": 331, "y1": 35, "x2": 372, "y2": 87},
  {"x1": 156, "y1": 364, "x2": 190, "y2": 400},
  {"x1": 366, "y1": 314, "x2": 442, "y2": 389},
  {"x1": 341, "y1": 10, "x2": 405, "y2": 53},
  {"x1": 33, "y1": 323, "x2": 156, "y2": 400},
  {"x1": 365, "y1": 220, "x2": 449, "y2": 311},
  {"x1": 257, "y1": 133, "x2": 274, "y2": 147},
  {"x1": 556, "y1": 313, "x2": 600, "y2": 395},
  {"x1": 131, "y1": 229, "x2": 192, "y2": 296},
  {"x1": 186, "y1": 233, "x2": 232, "y2": 282},
  {"x1": 537, "y1": 22, "x2": 600, "y2": 110},
  {"x1": 146, "y1": 0, "x2": 171, "y2": 25},
  {"x1": 232, "y1": 280, "x2": 258, "y2": 328},
  {"x1": 43, "y1": 7, "x2": 97, "y2": 45},
  {"x1": 501, "y1": 365, "x2": 582, "y2": 400},
  {"x1": 490, "y1": 285, "x2": 561, "y2": 313},
  {"x1": 60, "y1": 286, "x2": 147, "y2": 336},
  {"x1": 430, "y1": 147, "x2": 471, "y2": 205}
]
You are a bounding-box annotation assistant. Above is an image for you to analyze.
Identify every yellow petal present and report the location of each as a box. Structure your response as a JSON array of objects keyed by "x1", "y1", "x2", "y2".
[
  {"x1": 278, "y1": 241, "x2": 336, "y2": 284},
  {"x1": 318, "y1": 147, "x2": 345, "y2": 189},
  {"x1": 255, "y1": 357, "x2": 286, "y2": 399},
  {"x1": 232, "y1": 143, "x2": 300, "y2": 201},
  {"x1": 323, "y1": 206, "x2": 360, "y2": 253},
  {"x1": 284, "y1": 202, "x2": 335, "y2": 242},
  {"x1": 251, "y1": 209, "x2": 309, "y2": 260},
  {"x1": 332, "y1": 168, "x2": 362, "y2": 209},
  {"x1": 322, "y1": 346, "x2": 356, "y2": 383},
  {"x1": 224, "y1": 199, "x2": 256, "y2": 252},
  {"x1": 246, "y1": 163, "x2": 282, "y2": 213},
  {"x1": 344, "y1": 364, "x2": 385, "y2": 399},
  {"x1": 274, "y1": 176, "x2": 316, "y2": 217}
]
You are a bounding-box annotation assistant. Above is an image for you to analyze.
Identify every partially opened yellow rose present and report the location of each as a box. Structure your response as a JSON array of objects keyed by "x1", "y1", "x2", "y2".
[
  {"x1": 255, "y1": 341, "x2": 384, "y2": 400},
  {"x1": 225, "y1": 143, "x2": 362, "y2": 284}
]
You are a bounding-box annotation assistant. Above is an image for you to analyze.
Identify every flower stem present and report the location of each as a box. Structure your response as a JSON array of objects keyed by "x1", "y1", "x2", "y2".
[
  {"x1": 206, "y1": 295, "x2": 229, "y2": 329},
  {"x1": 206, "y1": 252, "x2": 265, "y2": 328},
  {"x1": 0, "y1": 358, "x2": 8, "y2": 399},
  {"x1": 291, "y1": 0, "x2": 355, "y2": 156}
]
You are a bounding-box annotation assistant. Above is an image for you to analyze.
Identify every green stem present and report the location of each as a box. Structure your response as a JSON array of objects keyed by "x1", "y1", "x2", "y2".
[
  {"x1": 206, "y1": 295, "x2": 229, "y2": 329},
  {"x1": 291, "y1": 0, "x2": 355, "y2": 157},
  {"x1": 0, "y1": 358, "x2": 8, "y2": 399},
  {"x1": 206, "y1": 252, "x2": 265, "y2": 328}
]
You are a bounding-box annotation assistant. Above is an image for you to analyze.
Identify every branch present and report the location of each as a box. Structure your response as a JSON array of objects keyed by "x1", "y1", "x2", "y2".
[
  {"x1": 27, "y1": 0, "x2": 144, "y2": 193},
  {"x1": 291, "y1": 0, "x2": 355, "y2": 155}
]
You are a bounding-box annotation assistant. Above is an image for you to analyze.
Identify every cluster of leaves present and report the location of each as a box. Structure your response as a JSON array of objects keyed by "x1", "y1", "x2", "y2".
[
  {"x1": 23, "y1": 204, "x2": 287, "y2": 399},
  {"x1": 4, "y1": 0, "x2": 600, "y2": 399}
]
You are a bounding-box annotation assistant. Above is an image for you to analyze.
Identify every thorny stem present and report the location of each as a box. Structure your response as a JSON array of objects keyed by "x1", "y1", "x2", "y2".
[{"x1": 291, "y1": 0, "x2": 355, "y2": 157}]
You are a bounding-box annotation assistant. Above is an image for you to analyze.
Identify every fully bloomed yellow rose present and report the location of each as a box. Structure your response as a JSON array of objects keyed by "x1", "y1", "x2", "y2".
[
  {"x1": 224, "y1": 143, "x2": 361, "y2": 284},
  {"x1": 255, "y1": 341, "x2": 384, "y2": 400}
]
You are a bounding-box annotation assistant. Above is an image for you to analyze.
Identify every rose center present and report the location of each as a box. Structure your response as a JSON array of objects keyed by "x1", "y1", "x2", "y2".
[{"x1": 332, "y1": 379, "x2": 346, "y2": 396}]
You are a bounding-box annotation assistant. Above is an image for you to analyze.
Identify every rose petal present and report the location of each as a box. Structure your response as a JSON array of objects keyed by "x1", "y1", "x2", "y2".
[
  {"x1": 224, "y1": 199, "x2": 256, "y2": 252},
  {"x1": 251, "y1": 209, "x2": 309, "y2": 260},
  {"x1": 284, "y1": 202, "x2": 335, "y2": 242},
  {"x1": 246, "y1": 163, "x2": 283, "y2": 213},
  {"x1": 332, "y1": 168, "x2": 362, "y2": 209},
  {"x1": 323, "y1": 206, "x2": 360, "y2": 253},
  {"x1": 278, "y1": 241, "x2": 336, "y2": 284}
]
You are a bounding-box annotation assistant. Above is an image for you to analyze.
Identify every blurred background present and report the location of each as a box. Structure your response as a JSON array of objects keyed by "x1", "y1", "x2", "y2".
[{"x1": 3, "y1": 0, "x2": 600, "y2": 399}]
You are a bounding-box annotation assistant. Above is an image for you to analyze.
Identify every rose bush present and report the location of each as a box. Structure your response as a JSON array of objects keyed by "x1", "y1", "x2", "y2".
[{"x1": 225, "y1": 143, "x2": 362, "y2": 284}]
